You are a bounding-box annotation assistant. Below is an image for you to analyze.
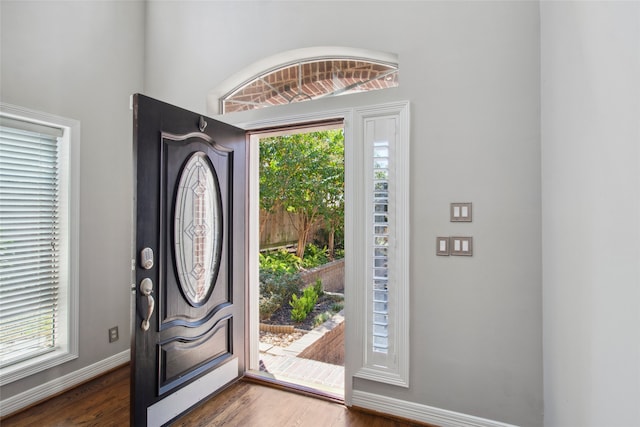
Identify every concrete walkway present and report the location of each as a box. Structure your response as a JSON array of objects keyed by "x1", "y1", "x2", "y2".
[{"x1": 259, "y1": 352, "x2": 344, "y2": 396}]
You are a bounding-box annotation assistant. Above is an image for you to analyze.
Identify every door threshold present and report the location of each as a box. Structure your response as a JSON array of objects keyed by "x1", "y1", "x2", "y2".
[{"x1": 243, "y1": 370, "x2": 344, "y2": 404}]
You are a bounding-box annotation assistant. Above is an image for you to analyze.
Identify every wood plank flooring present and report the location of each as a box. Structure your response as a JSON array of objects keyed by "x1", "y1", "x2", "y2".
[
  {"x1": 2, "y1": 365, "x2": 425, "y2": 426},
  {"x1": 2, "y1": 364, "x2": 130, "y2": 426}
]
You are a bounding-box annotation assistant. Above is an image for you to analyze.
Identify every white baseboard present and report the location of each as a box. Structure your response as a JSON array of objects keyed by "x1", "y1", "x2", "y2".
[
  {"x1": 351, "y1": 390, "x2": 519, "y2": 427},
  {"x1": 0, "y1": 350, "x2": 130, "y2": 418}
]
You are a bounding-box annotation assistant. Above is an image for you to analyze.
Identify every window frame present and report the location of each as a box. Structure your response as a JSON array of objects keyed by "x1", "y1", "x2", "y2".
[
  {"x1": 206, "y1": 47, "x2": 399, "y2": 116},
  {"x1": 220, "y1": 58, "x2": 398, "y2": 114},
  {"x1": 352, "y1": 101, "x2": 410, "y2": 387},
  {"x1": 224, "y1": 97, "x2": 410, "y2": 403},
  {"x1": 0, "y1": 103, "x2": 79, "y2": 385}
]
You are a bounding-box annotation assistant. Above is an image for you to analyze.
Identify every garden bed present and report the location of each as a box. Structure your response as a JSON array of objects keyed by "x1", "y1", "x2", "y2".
[{"x1": 260, "y1": 292, "x2": 344, "y2": 331}]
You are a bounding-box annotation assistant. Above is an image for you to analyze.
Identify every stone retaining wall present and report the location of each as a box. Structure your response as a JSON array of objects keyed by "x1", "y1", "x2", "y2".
[{"x1": 300, "y1": 259, "x2": 344, "y2": 293}]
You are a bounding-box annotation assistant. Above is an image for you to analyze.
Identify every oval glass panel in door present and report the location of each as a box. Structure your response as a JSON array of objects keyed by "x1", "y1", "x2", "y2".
[{"x1": 174, "y1": 151, "x2": 222, "y2": 306}]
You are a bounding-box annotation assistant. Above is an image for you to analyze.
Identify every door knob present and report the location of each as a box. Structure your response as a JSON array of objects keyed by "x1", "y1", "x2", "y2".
[{"x1": 140, "y1": 278, "x2": 154, "y2": 331}]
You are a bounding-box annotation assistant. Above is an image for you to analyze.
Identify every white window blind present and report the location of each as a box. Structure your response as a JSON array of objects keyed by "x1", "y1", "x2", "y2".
[{"x1": 0, "y1": 118, "x2": 63, "y2": 368}]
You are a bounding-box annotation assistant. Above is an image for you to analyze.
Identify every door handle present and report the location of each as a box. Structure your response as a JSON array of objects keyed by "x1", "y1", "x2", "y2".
[{"x1": 140, "y1": 278, "x2": 154, "y2": 331}]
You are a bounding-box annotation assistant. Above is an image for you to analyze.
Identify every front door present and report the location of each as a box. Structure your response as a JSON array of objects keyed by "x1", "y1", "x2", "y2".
[{"x1": 131, "y1": 94, "x2": 246, "y2": 426}]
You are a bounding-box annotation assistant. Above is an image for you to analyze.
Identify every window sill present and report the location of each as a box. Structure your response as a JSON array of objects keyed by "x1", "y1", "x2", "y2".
[{"x1": 0, "y1": 347, "x2": 78, "y2": 386}]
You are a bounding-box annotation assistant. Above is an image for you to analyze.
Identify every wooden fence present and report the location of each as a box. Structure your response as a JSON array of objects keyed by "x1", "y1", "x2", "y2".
[{"x1": 260, "y1": 207, "x2": 327, "y2": 249}]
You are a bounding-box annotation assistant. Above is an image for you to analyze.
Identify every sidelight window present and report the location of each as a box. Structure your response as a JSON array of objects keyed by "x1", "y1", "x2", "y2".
[{"x1": 353, "y1": 102, "x2": 410, "y2": 388}]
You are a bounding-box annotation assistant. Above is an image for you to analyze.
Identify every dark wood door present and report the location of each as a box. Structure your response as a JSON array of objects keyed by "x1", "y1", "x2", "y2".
[{"x1": 131, "y1": 94, "x2": 246, "y2": 426}]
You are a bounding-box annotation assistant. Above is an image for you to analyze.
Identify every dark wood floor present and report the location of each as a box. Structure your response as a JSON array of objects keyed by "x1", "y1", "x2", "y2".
[{"x1": 2, "y1": 365, "x2": 424, "y2": 426}]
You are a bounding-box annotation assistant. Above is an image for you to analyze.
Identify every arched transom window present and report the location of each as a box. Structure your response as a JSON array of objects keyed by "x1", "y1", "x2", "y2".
[{"x1": 221, "y1": 58, "x2": 398, "y2": 113}]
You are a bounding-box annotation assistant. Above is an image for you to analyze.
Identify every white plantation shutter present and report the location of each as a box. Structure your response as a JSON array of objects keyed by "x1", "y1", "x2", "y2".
[
  {"x1": 0, "y1": 119, "x2": 63, "y2": 368},
  {"x1": 372, "y1": 139, "x2": 390, "y2": 354},
  {"x1": 353, "y1": 102, "x2": 409, "y2": 388}
]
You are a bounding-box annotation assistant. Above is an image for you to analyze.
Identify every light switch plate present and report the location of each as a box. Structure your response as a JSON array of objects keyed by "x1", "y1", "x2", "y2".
[
  {"x1": 451, "y1": 202, "x2": 472, "y2": 222},
  {"x1": 436, "y1": 237, "x2": 450, "y2": 256},
  {"x1": 450, "y1": 236, "x2": 473, "y2": 256}
]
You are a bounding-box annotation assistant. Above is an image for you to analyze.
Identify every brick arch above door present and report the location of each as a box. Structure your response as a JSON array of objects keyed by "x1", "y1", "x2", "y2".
[{"x1": 207, "y1": 47, "x2": 398, "y2": 115}]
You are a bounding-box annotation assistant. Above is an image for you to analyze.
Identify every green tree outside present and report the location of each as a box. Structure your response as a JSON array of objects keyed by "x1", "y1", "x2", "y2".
[{"x1": 259, "y1": 129, "x2": 344, "y2": 259}]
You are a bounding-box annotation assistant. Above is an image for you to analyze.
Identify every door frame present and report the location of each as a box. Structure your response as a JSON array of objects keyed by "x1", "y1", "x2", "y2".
[{"x1": 230, "y1": 107, "x2": 356, "y2": 405}]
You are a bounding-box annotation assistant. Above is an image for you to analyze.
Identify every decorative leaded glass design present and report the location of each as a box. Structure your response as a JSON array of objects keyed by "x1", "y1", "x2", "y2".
[
  {"x1": 174, "y1": 152, "x2": 222, "y2": 306},
  {"x1": 372, "y1": 140, "x2": 390, "y2": 354}
]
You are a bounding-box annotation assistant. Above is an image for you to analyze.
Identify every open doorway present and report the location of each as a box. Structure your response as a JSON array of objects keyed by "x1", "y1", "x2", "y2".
[{"x1": 247, "y1": 122, "x2": 346, "y2": 400}]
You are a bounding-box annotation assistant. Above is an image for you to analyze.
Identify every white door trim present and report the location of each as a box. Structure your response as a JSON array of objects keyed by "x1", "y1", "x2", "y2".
[{"x1": 239, "y1": 107, "x2": 354, "y2": 404}]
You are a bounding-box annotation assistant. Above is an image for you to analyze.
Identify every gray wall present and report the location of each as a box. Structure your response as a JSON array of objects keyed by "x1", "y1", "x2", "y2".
[
  {"x1": 541, "y1": 2, "x2": 640, "y2": 426},
  {"x1": 9, "y1": 3, "x2": 635, "y2": 427},
  {"x1": 144, "y1": 2, "x2": 543, "y2": 425},
  {"x1": 0, "y1": 0, "x2": 144, "y2": 399}
]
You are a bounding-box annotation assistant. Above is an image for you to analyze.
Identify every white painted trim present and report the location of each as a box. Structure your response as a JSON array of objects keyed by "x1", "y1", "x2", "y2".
[
  {"x1": 0, "y1": 350, "x2": 130, "y2": 418},
  {"x1": 235, "y1": 107, "x2": 352, "y2": 132},
  {"x1": 353, "y1": 101, "x2": 410, "y2": 388},
  {"x1": 237, "y1": 107, "x2": 354, "y2": 405},
  {"x1": 147, "y1": 358, "x2": 238, "y2": 427},
  {"x1": 351, "y1": 390, "x2": 519, "y2": 427},
  {"x1": 248, "y1": 133, "x2": 260, "y2": 371},
  {"x1": 206, "y1": 46, "x2": 398, "y2": 115},
  {"x1": 245, "y1": 121, "x2": 345, "y2": 371},
  {"x1": 231, "y1": 102, "x2": 411, "y2": 403}
]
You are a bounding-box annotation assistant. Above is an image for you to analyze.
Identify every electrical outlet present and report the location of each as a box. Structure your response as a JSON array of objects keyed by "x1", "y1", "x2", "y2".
[{"x1": 109, "y1": 326, "x2": 119, "y2": 343}]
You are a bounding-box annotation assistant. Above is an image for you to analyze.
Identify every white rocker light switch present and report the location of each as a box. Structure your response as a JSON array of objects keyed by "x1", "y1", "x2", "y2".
[
  {"x1": 451, "y1": 203, "x2": 472, "y2": 222},
  {"x1": 450, "y1": 237, "x2": 473, "y2": 256}
]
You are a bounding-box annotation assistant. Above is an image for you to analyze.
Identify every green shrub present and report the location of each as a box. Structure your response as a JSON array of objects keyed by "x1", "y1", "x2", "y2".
[
  {"x1": 259, "y1": 250, "x2": 301, "y2": 275},
  {"x1": 289, "y1": 294, "x2": 308, "y2": 323},
  {"x1": 289, "y1": 285, "x2": 319, "y2": 323},
  {"x1": 259, "y1": 270, "x2": 301, "y2": 303},
  {"x1": 330, "y1": 302, "x2": 344, "y2": 313},
  {"x1": 302, "y1": 286, "x2": 319, "y2": 310},
  {"x1": 258, "y1": 269, "x2": 302, "y2": 321},
  {"x1": 313, "y1": 311, "x2": 331, "y2": 327},
  {"x1": 302, "y1": 244, "x2": 329, "y2": 269},
  {"x1": 259, "y1": 244, "x2": 333, "y2": 322},
  {"x1": 260, "y1": 244, "x2": 335, "y2": 273},
  {"x1": 259, "y1": 293, "x2": 282, "y2": 321},
  {"x1": 313, "y1": 279, "x2": 324, "y2": 297}
]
